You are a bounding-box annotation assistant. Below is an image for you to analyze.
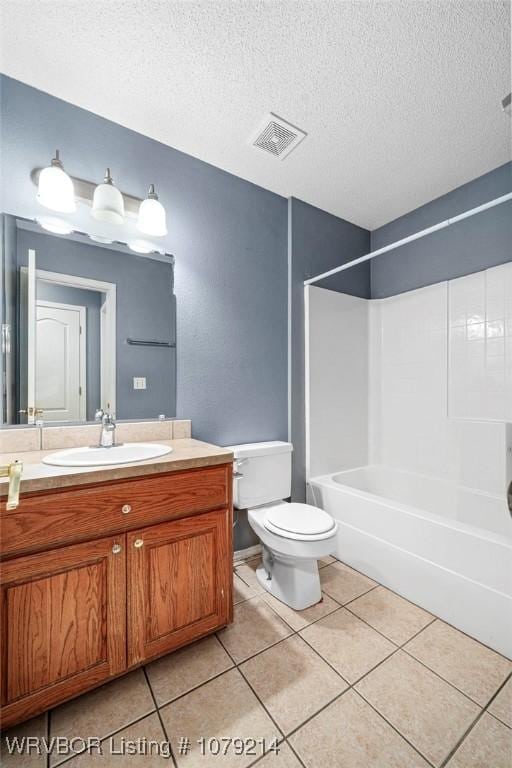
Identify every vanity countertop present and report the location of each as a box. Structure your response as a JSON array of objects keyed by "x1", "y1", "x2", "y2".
[{"x1": 0, "y1": 438, "x2": 234, "y2": 497}]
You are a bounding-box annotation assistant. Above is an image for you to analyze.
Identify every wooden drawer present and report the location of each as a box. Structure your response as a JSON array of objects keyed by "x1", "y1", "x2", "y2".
[{"x1": 0, "y1": 464, "x2": 231, "y2": 559}]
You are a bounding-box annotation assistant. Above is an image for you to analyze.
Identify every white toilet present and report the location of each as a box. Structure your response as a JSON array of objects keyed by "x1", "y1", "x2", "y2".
[{"x1": 229, "y1": 441, "x2": 338, "y2": 610}]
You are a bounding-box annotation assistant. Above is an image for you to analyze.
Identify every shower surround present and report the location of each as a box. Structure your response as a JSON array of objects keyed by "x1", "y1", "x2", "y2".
[{"x1": 305, "y1": 262, "x2": 512, "y2": 657}]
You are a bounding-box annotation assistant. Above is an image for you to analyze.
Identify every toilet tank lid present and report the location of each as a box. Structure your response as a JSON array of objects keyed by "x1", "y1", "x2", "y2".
[{"x1": 226, "y1": 441, "x2": 293, "y2": 459}]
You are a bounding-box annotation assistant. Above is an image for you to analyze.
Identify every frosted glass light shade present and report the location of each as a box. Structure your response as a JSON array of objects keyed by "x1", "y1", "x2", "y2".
[
  {"x1": 36, "y1": 151, "x2": 76, "y2": 213},
  {"x1": 92, "y1": 168, "x2": 125, "y2": 225},
  {"x1": 137, "y1": 185, "x2": 167, "y2": 237}
]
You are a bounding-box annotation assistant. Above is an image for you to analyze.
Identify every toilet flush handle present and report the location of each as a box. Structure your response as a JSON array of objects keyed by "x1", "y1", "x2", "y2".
[{"x1": 233, "y1": 458, "x2": 247, "y2": 479}]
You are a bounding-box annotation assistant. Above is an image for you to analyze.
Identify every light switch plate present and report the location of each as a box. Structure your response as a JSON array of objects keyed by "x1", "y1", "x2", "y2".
[{"x1": 133, "y1": 377, "x2": 147, "y2": 390}]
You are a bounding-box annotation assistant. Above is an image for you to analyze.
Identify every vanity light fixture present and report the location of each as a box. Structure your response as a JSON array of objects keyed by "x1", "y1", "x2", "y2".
[
  {"x1": 36, "y1": 216, "x2": 74, "y2": 235},
  {"x1": 32, "y1": 155, "x2": 169, "y2": 247},
  {"x1": 36, "y1": 150, "x2": 76, "y2": 213},
  {"x1": 91, "y1": 168, "x2": 125, "y2": 225},
  {"x1": 137, "y1": 184, "x2": 168, "y2": 237}
]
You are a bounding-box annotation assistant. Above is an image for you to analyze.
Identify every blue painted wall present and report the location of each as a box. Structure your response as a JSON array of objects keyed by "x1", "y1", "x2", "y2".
[
  {"x1": 371, "y1": 163, "x2": 512, "y2": 298},
  {"x1": 289, "y1": 198, "x2": 370, "y2": 501},
  {"x1": 0, "y1": 75, "x2": 289, "y2": 451}
]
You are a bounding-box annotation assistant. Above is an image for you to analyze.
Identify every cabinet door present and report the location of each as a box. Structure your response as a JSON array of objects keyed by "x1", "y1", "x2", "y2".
[
  {"x1": 0, "y1": 536, "x2": 126, "y2": 728},
  {"x1": 127, "y1": 508, "x2": 231, "y2": 666}
]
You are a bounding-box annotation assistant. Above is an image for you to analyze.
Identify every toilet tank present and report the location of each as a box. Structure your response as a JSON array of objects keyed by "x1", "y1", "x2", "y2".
[{"x1": 227, "y1": 441, "x2": 293, "y2": 509}]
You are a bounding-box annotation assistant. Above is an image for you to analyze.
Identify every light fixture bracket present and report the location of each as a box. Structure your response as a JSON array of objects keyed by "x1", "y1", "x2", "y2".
[
  {"x1": 50, "y1": 150, "x2": 64, "y2": 169},
  {"x1": 147, "y1": 184, "x2": 159, "y2": 200}
]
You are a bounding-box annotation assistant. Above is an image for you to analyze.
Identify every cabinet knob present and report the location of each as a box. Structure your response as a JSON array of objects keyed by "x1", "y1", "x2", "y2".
[
  {"x1": 112, "y1": 543, "x2": 122, "y2": 554},
  {"x1": 122, "y1": 504, "x2": 132, "y2": 514},
  {"x1": 134, "y1": 539, "x2": 144, "y2": 549}
]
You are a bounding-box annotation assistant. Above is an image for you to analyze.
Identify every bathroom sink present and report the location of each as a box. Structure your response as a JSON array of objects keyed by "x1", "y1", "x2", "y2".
[{"x1": 42, "y1": 443, "x2": 173, "y2": 467}]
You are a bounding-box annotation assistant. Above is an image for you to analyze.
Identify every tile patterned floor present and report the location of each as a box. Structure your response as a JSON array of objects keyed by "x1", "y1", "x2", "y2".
[{"x1": 2, "y1": 554, "x2": 511, "y2": 768}]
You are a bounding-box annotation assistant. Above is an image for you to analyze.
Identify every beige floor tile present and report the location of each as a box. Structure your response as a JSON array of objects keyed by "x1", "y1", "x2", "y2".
[
  {"x1": 404, "y1": 620, "x2": 512, "y2": 706},
  {"x1": 320, "y1": 561, "x2": 376, "y2": 605},
  {"x1": 50, "y1": 669, "x2": 155, "y2": 763},
  {"x1": 252, "y1": 742, "x2": 302, "y2": 768},
  {"x1": 234, "y1": 558, "x2": 265, "y2": 594},
  {"x1": 1, "y1": 713, "x2": 47, "y2": 768},
  {"x1": 356, "y1": 651, "x2": 480, "y2": 766},
  {"x1": 318, "y1": 555, "x2": 336, "y2": 568},
  {"x1": 260, "y1": 590, "x2": 339, "y2": 631},
  {"x1": 217, "y1": 596, "x2": 292, "y2": 663},
  {"x1": 240, "y1": 635, "x2": 347, "y2": 734},
  {"x1": 300, "y1": 607, "x2": 396, "y2": 683},
  {"x1": 349, "y1": 585, "x2": 434, "y2": 645},
  {"x1": 233, "y1": 573, "x2": 256, "y2": 604},
  {"x1": 290, "y1": 690, "x2": 430, "y2": 768},
  {"x1": 488, "y1": 676, "x2": 512, "y2": 727},
  {"x1": 446, "y1": 713, "x2": 512, "y2": 768},
  {"x1": 146, "y1": 635, "x2": 233, "y2": 706},
  {"x1": 63, "y1": 713, "x2": 169, "y2": 766},
  {"x1": 160, "y1": 668, "x2": 280, "y2": 768}
]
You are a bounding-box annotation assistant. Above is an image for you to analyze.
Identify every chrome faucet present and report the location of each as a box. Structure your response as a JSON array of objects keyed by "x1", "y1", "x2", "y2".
[{"x1": 95, "y1": 407, "x2": 117, "y2": 448}]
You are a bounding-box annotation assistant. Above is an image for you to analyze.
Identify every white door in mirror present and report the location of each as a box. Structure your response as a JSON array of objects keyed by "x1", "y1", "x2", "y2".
[
  {"x1": 36, "y1": 301, "x2": 85, "y2": 421},
  {"x1": 42, "y1": 443, "x2": 172, "y2": 467}
]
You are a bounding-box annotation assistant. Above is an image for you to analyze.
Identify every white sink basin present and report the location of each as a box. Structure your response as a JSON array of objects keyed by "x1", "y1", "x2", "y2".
[{"x1": 42, "y1": 443, "x2": 173, "y2": 467}]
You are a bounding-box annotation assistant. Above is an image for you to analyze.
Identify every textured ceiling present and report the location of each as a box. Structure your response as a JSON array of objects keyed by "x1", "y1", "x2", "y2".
[{"x1": 0, "y1": 0, "x2": 510, "y2": 229}]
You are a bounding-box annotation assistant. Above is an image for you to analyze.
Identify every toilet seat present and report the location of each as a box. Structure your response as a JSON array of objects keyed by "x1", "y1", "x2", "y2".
[{"x1": 263, "y1": 502, "x2": 337, "y2": 541}]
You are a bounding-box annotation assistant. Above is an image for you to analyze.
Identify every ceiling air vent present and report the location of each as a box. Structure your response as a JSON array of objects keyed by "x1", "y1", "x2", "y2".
[{"x1": 251, "y1": 113, "x2": 307, "y2": 160}]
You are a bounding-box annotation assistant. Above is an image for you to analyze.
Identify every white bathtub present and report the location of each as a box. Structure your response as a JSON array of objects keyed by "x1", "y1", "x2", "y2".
[{"x1": 309, "y1": 465, "x2": 512, "y2": 658}]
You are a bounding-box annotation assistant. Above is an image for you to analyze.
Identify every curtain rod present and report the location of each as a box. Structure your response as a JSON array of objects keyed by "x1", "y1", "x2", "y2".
[{"x1": 304, "y1": 192, "x2": 512, "y2": 287}]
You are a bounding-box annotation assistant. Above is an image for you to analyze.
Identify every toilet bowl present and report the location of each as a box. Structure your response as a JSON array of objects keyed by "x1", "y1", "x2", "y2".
[
  {"x1": 248, "y1": 501, "x2": 338, "y2": 609},
  {"x1": 228, "y1": 441, "x2": 338, "y2": 610}
]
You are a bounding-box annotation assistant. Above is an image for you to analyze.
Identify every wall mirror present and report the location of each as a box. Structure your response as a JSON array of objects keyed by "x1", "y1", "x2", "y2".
[{"x1": 1, "y1": 214, "x2": 176, "y2": 426}]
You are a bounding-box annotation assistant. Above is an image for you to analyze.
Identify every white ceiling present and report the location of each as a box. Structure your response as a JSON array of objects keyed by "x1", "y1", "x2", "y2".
[{"x1": 1, "y1": 0, "x2": 510, "y2": 229}]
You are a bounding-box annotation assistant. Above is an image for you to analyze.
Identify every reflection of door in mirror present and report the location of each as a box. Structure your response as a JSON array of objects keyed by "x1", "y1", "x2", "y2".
[
  {"x1": 18, "y1": 249, "x2": 36, "y2": 424},
  {"x1": 36, "y1": 301, "x2": 86, "y2": 421},
  {"x1": 19, "y1": 259, "x2": 115, "y2": 423},
  {"x1": 34, "y1": 272, "x2": 114, "y2": 422}
]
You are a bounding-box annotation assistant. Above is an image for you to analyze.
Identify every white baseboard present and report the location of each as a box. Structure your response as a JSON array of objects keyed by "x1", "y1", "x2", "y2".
[{"x1": 233, "y1": 544, "x2": 261, "y2": 564}]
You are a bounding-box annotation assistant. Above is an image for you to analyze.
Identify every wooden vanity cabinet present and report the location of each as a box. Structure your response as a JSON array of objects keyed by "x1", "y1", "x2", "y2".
[
  {"x1": 127, "y1": 507, "x2": 231, "y2": 665},
  {"x1": 0, "y1": 463, "x2": 233, "y2": 729},
  {"x1": 0, "y1": 536, "x2": 126, "y2": 726}
]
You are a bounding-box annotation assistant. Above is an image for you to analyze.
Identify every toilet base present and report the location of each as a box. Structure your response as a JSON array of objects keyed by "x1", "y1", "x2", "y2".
[{"x1": 256, "y1": 554, "x2": 322, "y2": 610}]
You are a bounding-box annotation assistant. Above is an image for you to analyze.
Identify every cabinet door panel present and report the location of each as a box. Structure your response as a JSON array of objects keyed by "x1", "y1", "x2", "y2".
[
  {"x1": 149, "y1": 530, "x2": 216, "y2": 638},
  {"x1": 127, "y1": 508, "x2": 231, "y2": 665},
  {"x1": 6, "y1": 562, "x2": 107, "y2": 700},
  {"x1": 1, "y1": 536, "x2": 125, "y2": 728}
]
